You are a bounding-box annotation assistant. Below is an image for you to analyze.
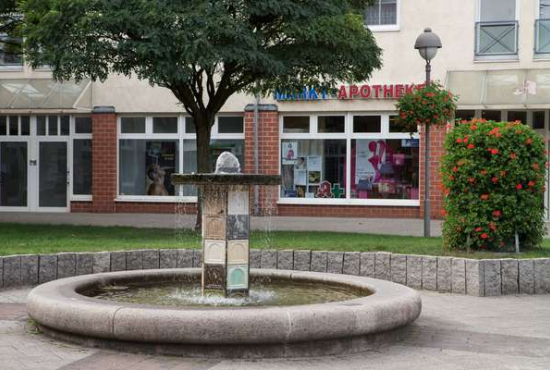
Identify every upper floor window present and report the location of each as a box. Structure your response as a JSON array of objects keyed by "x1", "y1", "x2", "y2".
[
  {"x1": 365, "y1": 0, "x2": 398, "y2": 31},
  {"x1": 536, "y1": 0, "x2": 550, "y2": 55},
  {"x1": 476, "y1": 0, "x2": 518, "y2": 58},
  {"x1": 0, "y1": 33, "x2": 22, "y2": 67}
]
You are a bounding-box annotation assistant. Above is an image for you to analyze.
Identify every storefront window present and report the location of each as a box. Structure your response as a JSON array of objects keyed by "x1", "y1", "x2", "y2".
[
  {"x1": 507, "y1": 110, "x2": 527, "y2": 123},
  {"x1": 280, "y1": 140, "x2": 346, "y2": 198},
  {"x1": 283, "y1": 116, "x2": 309, "y2": 133},
  {"x1": 351, "y1": 139, "x2": 419, "y2": 200},
  {"x1": 73, "y1": 139, "x2": 92, "y2": 195},
  {"x1": 119, "y1": 140, "x2": 179, "y2": 196}
]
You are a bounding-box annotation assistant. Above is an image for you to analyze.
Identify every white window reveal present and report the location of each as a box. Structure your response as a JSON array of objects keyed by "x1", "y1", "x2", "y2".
[{"x1": 365, "y1": 0, "x2": 399, "y2": 32}]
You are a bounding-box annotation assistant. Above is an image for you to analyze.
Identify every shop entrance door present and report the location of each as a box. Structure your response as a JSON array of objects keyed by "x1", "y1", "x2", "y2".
[{"x1": 0, "y1": 142, "x2": 29, "y2": 210}]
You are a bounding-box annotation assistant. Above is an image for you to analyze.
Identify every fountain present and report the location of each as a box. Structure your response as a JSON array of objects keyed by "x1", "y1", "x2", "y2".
[{"x1": 26, "y1": 152, "x2": 422, "y2": 358}]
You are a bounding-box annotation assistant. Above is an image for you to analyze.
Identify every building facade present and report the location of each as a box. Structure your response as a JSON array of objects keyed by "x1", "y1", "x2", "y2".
[{"x1": 1, "y1": 0, "x2": 550, "y2": 218}]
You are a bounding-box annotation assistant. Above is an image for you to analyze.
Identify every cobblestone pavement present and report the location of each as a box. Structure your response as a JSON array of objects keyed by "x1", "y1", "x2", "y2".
[{"x1": 1, "y1": 286, "x2": 550, "y2": 369}]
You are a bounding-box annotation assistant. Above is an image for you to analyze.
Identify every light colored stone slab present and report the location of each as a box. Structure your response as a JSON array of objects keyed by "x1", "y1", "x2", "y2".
[
  {"x1": 437, "y1": 257, "x2": 452, "y2": 292},
  {"x1": 57, "y1": 253, "x2": 76, "y2": 279},
  {"x1": 519, "y1": 259, "x2": 535, "y2": 294},
  {"x1": 20, "y1": 254, "x2": 39, "y2": 285},
  {"x1": 293, "y1": 250, "x2": 311, "y2": 271},
  {"x1": 143, "y1": 249, "x2": 160, "y2": 269},
  {"x1": 228, "y1": 190, "x2": 249, "y2": 215},
  {"x1": 92, "y1": 252, "x2": 110, "y2": 273},
  {"x1": 390, "y1": 254, "x2": 407, "y2": 285},
  {"x1": 204, "y1": 216, "x2": 226, "y2": 240},
  {"x1": 360, "y1": 252, "x2": 375, "y2": 277},
  {"x1": 204, "y1": 240, "x2": 226, "y2": 264},
  {"x1": 204, "y1": 189, "x2": 226, "y2": 216},
  {"x1": 39, "y1": 254, "x2": 57, "y2": 283},
  {"x1": 193, "y1": 249, "x2": 203, "y2": 267},
  {"x1": 176, "y1": 249, "x2": 194, "y2": 268},
  {"x1": 422, "y1": 256, "x2": 437, "y2": 291},
  {"x1": 277, "y1": 250, "x2": 293, "y2": 270},
  {"x1": 343, "y1": 252, "x2": 360, "y2": 276},
  {"x1": 501, "y1": 259, "x2": 519, "y2": 295},
  {"x1": 261, "y1": 250, "x2": 277, "y2": 269},
  {"x1": 228, "y1": 241, "x2": 249, "y2": 264},
  {"x1": 311, "y1": 251, "x2": 328, "y2": 272},
  {"x1": 227, "y1": 264, "x2": 248, "y2": 289},
  {"x1": 327, "y1": 252, "x2": 344, "y2": 274},
  {"x1": 483, "y1": 259, "x2": 502, "y2": 296},
  {"x1": 126, "y1": 250, "x2": 143, "y2": 270},
  {"x1": 534, "y1": 258, "x2": 550, "y2": 294},
  {"x1": 250, "y1": 249, "x2": 261, "y2": 268},
  {"x1": 451, "y1": 258, "x2": 466, "y2": 294},
  {"x1": 374, "y1": 252, "x2": 391, "y2": 281},
  {"x1": 2, "y1": 256, "x2": 21, "y2": 287},
  {"x1": 465, "y1": 259, "x2": 485, "y2": 296},
  {"x1": 159, "y1": 249, "x2": 178, "y2": 269},
  {"x1": 110, "y1": 251, "x2": 127, "y2": 272},
  {"x1": 75, "y1": 253, "x2": 94, "y2": 276},
  {"x1": 406, "y1": 255, "x2": 422, "y2": 289}
]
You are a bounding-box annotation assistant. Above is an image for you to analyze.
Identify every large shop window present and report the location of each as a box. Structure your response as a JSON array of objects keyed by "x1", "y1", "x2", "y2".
[
  {"x1": 280, "y1": 114, "x2": 420, "y2": 205},
  {"x1": 73, "y1": 139, "x2": 92, "y2": 195}
]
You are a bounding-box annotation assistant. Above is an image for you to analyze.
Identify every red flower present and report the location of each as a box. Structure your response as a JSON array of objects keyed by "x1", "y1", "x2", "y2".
[
  {"x1": 516, "y1": 184, "x2": 523, "y2": 190},
  {"x1": 493, "y1": 210, "x2": 502, "y2": 217},
  {"x1": 500, "y1": 170, "x2": 507, "y2": 177},
  {"x1": 480, "y1": 194, "x2": 489, "y2": 200},
  {"x1": 449, "y1": 175, "x2": 455, "y2": 181},
  {"x1": 456, "y1": 138, "x2": 463, "y2": 144},
  {"x1": 526, "y1": 138, "x2": 532, "y2": 145},
  {"x1": 528, "y1": 181, "x2": 536, "y2": 187},
  {"x1": 489, "y1": 222, "x2": 497, "y2": 231},
  {"x1": 441, "y1": 209, "x2": 447, "y2": 216},
  {"x1": 510, "y1": 153, "x2": 517, "y2": 159},
  {"x1": 490, "y1": 148, "x2": 499, "y2": 155},
  {"x1": 471, "y1": 125, "x2": 478, "y2": 130},
  {"x1": 464, "y1": 137, "x2": 469, "y2": 144},
  {"x1": 491, "y1": 177, "x2": 499, "y2": 184},
  {"x1": 468, "y1": 144, "x2": 475, "y2": 149},
  {"x1": 496, "y1": 132, "x2": 502, "y2": 138},
  {"x1": 452, "y1": 166, "x2": 458, "y2": 173},
  {"x1": 480, "y1": 169, "x2": 487, "y2": 175},
  {"x1": 468, "y1": 177, "x2": 475, "y2": 183},
  {"x1": 533, "y1": 163, "x2": 540, "y2": 171},
  {"x1": 480, "y1": 233, "x2": 488, "y2": 239},
  {"x1": 475, "y1": 227, "x2": 483, "y2": 232}
]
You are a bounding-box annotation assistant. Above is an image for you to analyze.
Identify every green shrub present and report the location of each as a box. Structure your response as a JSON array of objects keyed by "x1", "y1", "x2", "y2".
[{"x1": 441, "y1": 119, "x2": 547, "y2": 251}]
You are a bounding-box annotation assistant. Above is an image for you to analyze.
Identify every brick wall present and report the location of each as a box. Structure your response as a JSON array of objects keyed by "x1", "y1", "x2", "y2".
[{"x1": 419, "y1": 125, "x2": 446, "y2": 219}]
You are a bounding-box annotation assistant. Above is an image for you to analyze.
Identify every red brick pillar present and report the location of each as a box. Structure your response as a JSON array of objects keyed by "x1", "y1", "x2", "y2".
[
  {"x1": 244, "y1": 104, "x2": 280, "y2": 215},
  {"x1": 91, "y1": 106, "x2": 117, "y2": 213},
  {"x1": 419, "y1": 124, "x2": 446, "y2": 220}
]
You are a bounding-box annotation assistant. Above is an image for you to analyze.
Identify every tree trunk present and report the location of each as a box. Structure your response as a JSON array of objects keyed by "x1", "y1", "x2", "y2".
[{"x1": 193, "y1": 114, "x2": 215, "y2": 231}]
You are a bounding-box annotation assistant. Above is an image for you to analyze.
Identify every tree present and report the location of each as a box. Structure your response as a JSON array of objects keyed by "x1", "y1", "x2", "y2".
[
  {"x1": 22, "y1": 0, "x2": 382, "y2": 227},
  {"x1": 1, "y1": 0, "x2": 22, "y2": 64}
]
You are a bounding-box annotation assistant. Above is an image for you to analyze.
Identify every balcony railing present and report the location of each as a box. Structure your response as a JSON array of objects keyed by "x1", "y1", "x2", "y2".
[
  {"x1": 475, "y1": 21, "x2": 518, "y2": 56},
  {"x1": 536, "y1": 19, "x2": 550, "y2": 54}
]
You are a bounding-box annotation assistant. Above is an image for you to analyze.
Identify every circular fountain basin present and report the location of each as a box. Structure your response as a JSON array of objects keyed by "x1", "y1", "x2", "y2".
[{"x1": 27, "y1": 269, "x2": 421, "y2": 358}]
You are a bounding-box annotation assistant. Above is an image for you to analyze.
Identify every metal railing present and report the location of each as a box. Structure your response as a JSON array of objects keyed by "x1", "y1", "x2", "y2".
[
  {"x1": 535, "y1": 19, "x2": 550, "y2": 54},
  {"x1": 475, "y1": 21, "x2": 518, "y2": 56}
]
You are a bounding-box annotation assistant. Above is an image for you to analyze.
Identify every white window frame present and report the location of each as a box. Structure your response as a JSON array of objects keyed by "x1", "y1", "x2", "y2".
[
  {"x1": 365, "y1": 0, "x2": 400, "y2": 33},
  {"x1": 475, "y1": 0, "x2": 520, "y2": 61},
  {"x1": 70, "y1": 115, "x2": 93, "y2": 202},
  {"x1": 278, "y1": 112, "x2": 420, "y2": 207},
  {"x1": 116, "y1": 114, "x2": 245, "y2": 203}
]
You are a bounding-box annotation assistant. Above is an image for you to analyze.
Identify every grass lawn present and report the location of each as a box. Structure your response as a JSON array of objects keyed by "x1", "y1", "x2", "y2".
[{"x1": 0, "y1": 223, "x2": 549, "y2": 259}]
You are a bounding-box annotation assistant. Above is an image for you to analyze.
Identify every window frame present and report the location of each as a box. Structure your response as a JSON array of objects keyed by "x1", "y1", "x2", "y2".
[
  {"x1": 70, "y1": 115, "x2": 93, "y2": 201},
  {"x1": 278, "y1": 112, "x2": 420, "y2": 207},
  {"x1": 475, "y1": 0, "x2": 520, "y2": 61},
  {"x1": 364, "y1": 0, "x2": 401, "y2": 33},
  {"x1": 116, "y1": 114, "x2": 245, "y2": 203}
]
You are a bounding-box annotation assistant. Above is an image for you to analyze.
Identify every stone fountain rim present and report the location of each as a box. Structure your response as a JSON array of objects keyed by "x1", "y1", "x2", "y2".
[{"x1": 171, "y1": 173, "x2": 281, "y2": 186}]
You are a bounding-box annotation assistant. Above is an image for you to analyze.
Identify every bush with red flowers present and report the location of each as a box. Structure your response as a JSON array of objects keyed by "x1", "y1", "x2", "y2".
[{"x1": 441, "y1": 119, "x2": 547, "y2": 251}]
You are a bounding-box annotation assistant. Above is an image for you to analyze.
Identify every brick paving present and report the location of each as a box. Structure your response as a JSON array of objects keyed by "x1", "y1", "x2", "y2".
[{"x1": 1, "y1": 286, "x2": 550, "y2": 369}]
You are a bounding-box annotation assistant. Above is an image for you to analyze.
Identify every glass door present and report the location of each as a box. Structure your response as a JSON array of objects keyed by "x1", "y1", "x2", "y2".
[
  {"x1": 0, "y1": 142, "x2": 28, "y2": 209},
  {"x1": 36, "y1": 141, "x2": 68, "y2": 211}
]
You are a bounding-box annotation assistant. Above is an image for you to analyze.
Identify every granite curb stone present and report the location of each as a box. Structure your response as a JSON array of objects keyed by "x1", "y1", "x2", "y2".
[
  {"x1": 0, "y1": 257, "x2": 3, "y2": 288},
  {"x1": 176, "y1": 249, "x2": 194, "y2": 268},
  {"x1": 261, "y1": 250, "x2": 278, "y2": 269},
  {"x1": 57, "y1": 253, "x2": 77, "y2": 279},
  {"x1": 311, "y1": 251, "x2": 328, "y2": 272},
  {"x1": 436, "y1": 257, "x2": 452, "y2": 292},
  {"x1": 193, "y1": 250, "x2": 203, "y2": 267},
  {"x1": 3, "y1": 255, "x2": 21, "y2": 287},
  {"x1": 293, "y1": 250, "x2": 311, "y2": 271},
  {"x1": 360, "y1": 252, "x2": 375, "y2": 277},
  {"x1": 519, "y1": 259, "x2": 535, "y2": 294},
  {"x1": 277, "y1": 250, "x2": 293, "y2": 270},
  {"x1": 406, "y1": 255, "x2": 422, "y2": 290},
  {"x1": 390, "y1": 254, "x2": 407, "y2": 285},
  {"x1": 375, "y1": 252, "x2": 391, "y2": 281},
  {"x1": 343, "y1": 252, "x2": 360, "y2": 276},
  {"x1": 534, "y1": 258, "x2": 550, "y2": 294},
  {"x1": 110, "y1": 251, "x2": 127, "y2": 272},
  {"x1": 501, "y1": 259, "x2": 519, "y2": 295},
  {"x1": 451, "y1": 258, "x2": 466, "y2": 294},
  {"x1": 327, "y1": 252, "x2": 344, "y2": 274},
  {"x1": 250, "y1": 249, "x2": 261, "y2": 269},
  {"x1": 126, "y1": 250, "x2": 143, "y2": 271},
  {"x1": 92, "y1": 252, "x2": 110, "y2": 273},
  {"x1": 143, "y1": 249, "x2": 160, "y2": 269},
  {"x1": 39, "y1": 254, "x2": 57, "y2": 283},
  {"x1": 20, "y1": 254, "x2": 39, "y2": 285},
  {"x1": 422, "y1": 256, "x2": 437, "y2": 291},
  {"x1": 159, "y1": 249, "x2": 178, "y2": 269},
  {"x1": 75, "y1": 253, "x2": 94, "y2": 276},
  {"x1": 465, "y1": 259, "x2": 485, "y2": 297},
  {"x1": 483, "y1": 259, "x2": 502, "y2": 296}
]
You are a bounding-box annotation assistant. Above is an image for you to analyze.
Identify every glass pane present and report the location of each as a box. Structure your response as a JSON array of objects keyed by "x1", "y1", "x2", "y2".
[
  {"x1": 37, "y1": 116, "x2": 46, "y2": 136},
  {"x1": 478, "y1": 23, "x2": 517, "y2": 54},
  {"x1": 9, "y1": 116, "x2": 18, "y2": 135},
  {"x1": 455, "y1": 110, "x2": 477, "y2": 122},
  {"x1": 507, "y1": 110, "x2": 527, "y2": 123},
  {"x1": 75, "y1": 117, "x2": 92, "y2": 134},
  {"x1": 218, "y1": 116, "x2": 244, "y2": 133},
  {"x1": 318, "y1": 116, "x2": 345, "y2": 133},
  {"x1": 482, "y1": 110, "x2": 502, "y2": 121},
  {"x1": 185, "y1": 117, "x2": 196, "y2": 133},
  {"x1": 533, "y1": 111, "x2": 545, "y2": 129},
  {"x1": 153, "y1": 117, "x2": 178, "y2": 134},
  {"x1": 351, "y1": 139, "x2": 419, "y2": 200},
  {"x1": 20, "y1": 116, "x2": 30, "y2": 136},
  {"x1": 389, "y1": 115, "x2": 407, "y2": 133},
  {"x1": 60, "y1": 116, "x2": 70, "y2": 136},
  {"x1": 39, "y1": 142, "x2": 67, "y2": 207},
  {"x1": 354, "y1": 116, "x2": 381, "y2": 133},
  {"x1": 537, "y1": 19, "x2": 550, "y2": 53},
  {"x1": 48, "y1": 116, "x2": 58, "y2": 136},
  {"x1": 0, "y1": 34, "x2": 23, "y2": 67},
  {"x1": 365, "y1": 1, "x2": 380, "y2": 25},
  {"x1": 280, "y1": 140, "x2": 347, "y2": 198},
  {"x1": 121, "y1": 117, "x2": 146, "y2": 133},
  {"x1": 380, "y1": 0, "x2": 397, "y2": 25},
  {"x1": 119, "y1": 140, "x2": 178, "y2": 196},
  {"x1": 283, "y1": 116, "x2": 309, "y2": 133},
  {"x1": 0, "y1": 142, "x2": 27, "y2": 206},
  {"x1": 0, "y1": 116, "x2": 6, "y2": 135},
  {"x1": 73, "y1": 139, "x2": 92, "y2": 195},
  {"x1": 542, "y1": 0, "x2": 550, "y2": 18},
  {"x1": 480, "y1": 0, "x2": 516, "y2": 22}
]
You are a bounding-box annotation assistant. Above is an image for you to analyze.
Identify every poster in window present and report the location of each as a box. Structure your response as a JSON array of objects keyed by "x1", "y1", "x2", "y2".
[
  {"x1": 145, "y1": 141, "x2": 176, "y2": 196},
  {"x1": 307, "y1": 155, "x2": 321, "y2": 172},
  {"x1": 282, "y1": 141, "x2": 298, "y2": 163},
  {"x1": 308, "y1": 171, "x2": 321, "y2": 184},
  {"x1": 294, "y1": 169, "x2": 307, "y2": 186},
  {"x1": 294, "y1": 157, "x2": 307, "y2": 170},
  {"x1": 355, "y1": 139, "x2": 381, "y2": 184}
]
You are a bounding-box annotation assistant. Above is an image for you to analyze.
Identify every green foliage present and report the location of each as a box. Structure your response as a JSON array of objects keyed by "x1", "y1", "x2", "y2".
[
  {"x1": 394, "y1": 82, "x2": 457, "y2": 133},
  {"x1": 441, "y1": 120, "x2": 547, "y2": 251}
]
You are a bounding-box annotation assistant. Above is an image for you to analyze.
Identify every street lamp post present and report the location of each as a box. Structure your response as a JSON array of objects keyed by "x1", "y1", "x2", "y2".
[{"x1": 414, "y1": 28, "x2": 442, "y2": 238}]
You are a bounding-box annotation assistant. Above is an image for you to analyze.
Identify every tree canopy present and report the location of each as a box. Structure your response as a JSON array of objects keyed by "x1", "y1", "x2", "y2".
[
  {"x1": 22, "y1": 0, "x2": 382, "y2": 172},
  {"x1": 1, "y1": 0, "x2": 22, "y2": 63}
]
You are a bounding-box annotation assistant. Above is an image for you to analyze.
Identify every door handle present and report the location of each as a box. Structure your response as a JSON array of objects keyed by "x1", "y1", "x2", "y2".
[{"x1": 29, "y1": 159, "x2": 37, "y2": 166}]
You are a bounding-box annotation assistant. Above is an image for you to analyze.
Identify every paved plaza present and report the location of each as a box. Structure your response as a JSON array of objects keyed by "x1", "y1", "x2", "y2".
[{"x1": 1, "y1": 286, "x2": 549, "y2": 369}]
